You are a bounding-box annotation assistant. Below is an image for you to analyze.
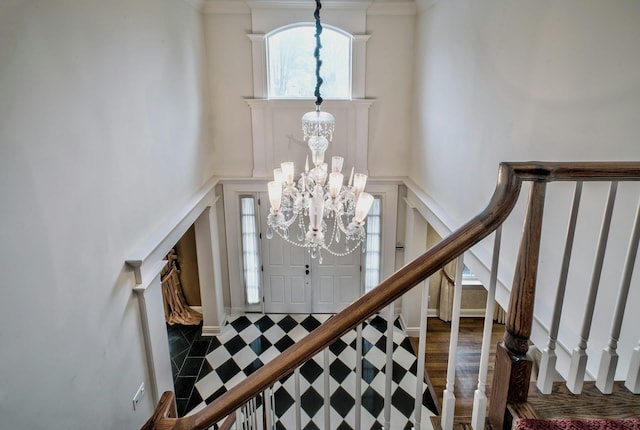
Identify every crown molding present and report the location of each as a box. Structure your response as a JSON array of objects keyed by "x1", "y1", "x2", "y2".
[
  {"x1": 246, "y1": 0, "x2": 374, "y2": 9},
  {"x1": 200, "y1": 0, "x2": 417, "y2": 15},
  {"x1": 367, "y1": 1, "x2": 417, "y2": 16}
]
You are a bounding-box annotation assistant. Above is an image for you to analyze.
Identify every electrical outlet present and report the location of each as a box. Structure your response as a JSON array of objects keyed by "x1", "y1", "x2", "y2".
[{"x1": 132, "y1": 382, "x2": 145, "y2": 411}]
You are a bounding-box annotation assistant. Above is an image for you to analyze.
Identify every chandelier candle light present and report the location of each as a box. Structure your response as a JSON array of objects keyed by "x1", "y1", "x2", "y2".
[{"x1": 266, "y1": 0, "x2": 374, "y2": 263}]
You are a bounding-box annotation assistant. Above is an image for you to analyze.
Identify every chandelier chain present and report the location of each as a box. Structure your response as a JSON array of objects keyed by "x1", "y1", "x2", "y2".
[{"x1": 313, "y1": 0, "x2": 324, "y2": 107}]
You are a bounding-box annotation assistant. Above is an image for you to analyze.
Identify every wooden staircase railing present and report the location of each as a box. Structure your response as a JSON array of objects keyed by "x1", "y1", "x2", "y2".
[{"x1": 142, "y1": 162, "x2": 640, "y2": 430}]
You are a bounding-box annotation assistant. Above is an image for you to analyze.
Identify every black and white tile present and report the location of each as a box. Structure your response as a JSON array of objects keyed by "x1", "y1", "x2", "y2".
[{"x1": 186, "y1": 314, "x2": 436, "y2": 429}]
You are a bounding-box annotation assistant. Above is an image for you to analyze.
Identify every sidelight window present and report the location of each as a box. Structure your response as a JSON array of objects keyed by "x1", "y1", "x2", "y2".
[
  {"x1": 364, "y1": 197, "x2": 382, "y2": 293},
  {"x1": 240, "y1": 196, "x2": 261, "y2": 305}
]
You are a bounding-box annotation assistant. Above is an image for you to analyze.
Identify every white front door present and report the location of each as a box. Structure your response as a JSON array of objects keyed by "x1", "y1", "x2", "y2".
[{"x1": 260, "y1": 193, "x2": 361, "y2": 313}]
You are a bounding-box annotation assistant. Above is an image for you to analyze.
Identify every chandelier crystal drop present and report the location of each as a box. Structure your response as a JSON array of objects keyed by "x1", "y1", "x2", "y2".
[{"x1": 266, "y1": 0, "x2": 373, "y2": 263}]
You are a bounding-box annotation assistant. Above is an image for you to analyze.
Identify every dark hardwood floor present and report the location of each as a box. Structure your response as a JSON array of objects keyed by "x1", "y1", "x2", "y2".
[{"x1": 410, "y1": 317, "x2": 505, "y2": 418}]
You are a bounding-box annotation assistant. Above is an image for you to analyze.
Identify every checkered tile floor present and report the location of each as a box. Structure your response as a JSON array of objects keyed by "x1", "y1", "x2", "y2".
[{"x1": 186, "y1": 314, "x2": 435, "y2": 429}]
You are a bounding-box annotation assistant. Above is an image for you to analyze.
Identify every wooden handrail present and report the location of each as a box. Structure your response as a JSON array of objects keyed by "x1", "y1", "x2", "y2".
[
  {"x1": 144, "y1": 162, "x2": 640, "y2": 430},
  {"x1": 141, "y1": 392, "x2": 177, "y2": 430}
]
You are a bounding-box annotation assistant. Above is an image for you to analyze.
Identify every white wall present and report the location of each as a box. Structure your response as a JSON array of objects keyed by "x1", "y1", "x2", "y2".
[
  {"x1": 412, "y1": 0, "x2": 640, "y2": 378},
  {"x1": 0, "y1": 1, "x2": 211, "y2": 428}
]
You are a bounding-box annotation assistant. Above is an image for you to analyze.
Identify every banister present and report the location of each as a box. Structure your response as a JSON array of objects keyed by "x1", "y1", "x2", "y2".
[{"x1": 144, "y1": 161, "x2": 640, "y2": 430}]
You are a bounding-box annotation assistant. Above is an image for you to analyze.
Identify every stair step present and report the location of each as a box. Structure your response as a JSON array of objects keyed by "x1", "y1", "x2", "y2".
[{"x1": 512, "y1": 381, "x2": 639, "y2": 420}]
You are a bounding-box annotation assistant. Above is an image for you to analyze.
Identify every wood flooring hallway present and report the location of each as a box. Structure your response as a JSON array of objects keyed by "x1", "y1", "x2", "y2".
[{"x1": 410, "y1": 317, "x2": 504, "y2": 419}]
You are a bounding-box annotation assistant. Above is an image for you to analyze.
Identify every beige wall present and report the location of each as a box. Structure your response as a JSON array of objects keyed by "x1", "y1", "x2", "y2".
[
  {"x1": 204, "y1": 12, "x2": 254, "y2": 177},
  {"x1": 0, "y1": 1, "x2": 211, "y2": 427},
  {"x1": 365, "y1": 14, "x2": 415, "y2": 176}
]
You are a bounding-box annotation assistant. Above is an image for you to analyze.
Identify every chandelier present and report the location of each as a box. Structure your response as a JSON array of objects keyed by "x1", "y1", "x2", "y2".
[{"x1": 266, "y1": 0, "x2": 374, "y2": 263}]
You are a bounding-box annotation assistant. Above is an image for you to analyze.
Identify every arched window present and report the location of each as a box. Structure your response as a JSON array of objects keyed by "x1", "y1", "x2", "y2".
[{"x1": 267, "y1": 24, "x2": 351, "y2": 99}]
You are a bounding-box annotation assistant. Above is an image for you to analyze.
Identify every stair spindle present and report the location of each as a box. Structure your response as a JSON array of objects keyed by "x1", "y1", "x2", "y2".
[
  {"x1": 538, "y1": 182, "x2": 583, "y2": 394},
  {"x1": 383, "y1": 302, "x2": 394, "y2": 430},
  {"x1": 413, "y1": 276, "x2": 430, "y2": 430},
  {"x1": 355, "y1": 323, "x2": 363, "y2": 430},
  {"x1": 441, "y1": 255, "x2": 465, "y2": 430},
  {"x1": 294, "y1": 367, "x2": 301, "y2": 430},
  {"x1": 471, "y1": 226, "x2": 502, "y2": 430},
  {"x1": 596, "y1": 196, "x2": 640, "y2": 393},
  {"x1": 324, "y1": 348, "x2": 330, "y2": 430},
  {"x1": 566, "y1": 181, "x2": 618, "y2": 394}
]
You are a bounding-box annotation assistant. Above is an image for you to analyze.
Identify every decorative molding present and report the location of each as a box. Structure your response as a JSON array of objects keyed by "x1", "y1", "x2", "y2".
[
  {"x1": 245, "y1": 98, "x2": 374, "y2": 178},
  {"x1": 126, "y1": 176, "x2": 220, "y2": 284},
  {"x1": 131, "y1": 260, "x2": 168, "y2": 293},
  {"x1": 246, "y1": 0, "x2": 374, "y2": 10},
  {"x1": 202, "y1": 312, "x2": 226, "y2": 336},
  {"x1": 247, "y1": 35, "x2": 267, "y2": 98},
  {"x1": 367, "y1": 1, "x2": 417, "y2": 16},
  {"x1": 199, "y1": 0, "x2": 419, "y2": 16},
  {"x1": 202, "y1": 325, "x2": 223, "y2": 336}
]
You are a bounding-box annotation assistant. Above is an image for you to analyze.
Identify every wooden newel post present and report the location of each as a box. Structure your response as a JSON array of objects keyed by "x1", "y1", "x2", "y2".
[{"x1": 489, "y1": 181, "x2": 546, "y2": 429}]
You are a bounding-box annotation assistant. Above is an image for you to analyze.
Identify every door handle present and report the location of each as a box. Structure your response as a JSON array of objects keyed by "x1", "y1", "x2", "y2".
[
  {"x1": 305, "y1": 265, "x2": 309, "y2": 269},
  {"x1": 305, "y1": 269, "x2": 310, "y2": 275}
]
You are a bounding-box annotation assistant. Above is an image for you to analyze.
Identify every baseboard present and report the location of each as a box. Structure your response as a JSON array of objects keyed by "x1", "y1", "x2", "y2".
[
  {"x1": 459, "y1": 308, "x2": 487, "y2": 318},
  {"x1": 202, "y1": 325, "x2": 222, "y2": 336},
  {"x1": 403, "y1": 309, "x2": 439, "y2": 336}
]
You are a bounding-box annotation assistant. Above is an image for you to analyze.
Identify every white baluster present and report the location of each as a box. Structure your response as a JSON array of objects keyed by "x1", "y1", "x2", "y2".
[
  {"x1": 324, "y1": 348, "x2": 330, "y2": 430},
  {"x1": 538, "y1": 183, "x2": 583, "y2": 394},
  {"x1": 567, "y1": 181, "x2": 618, "y2": 394},
  {"x1": 236, "y1": 407, "x2": 243, "y2": 430},
  {"x1": 249, "y1": 400, "x2": 254, "y2": 430},
  {"x1": 596, "y1": 196, "x2": 640, "y2": 393},
  {"x1": 383, "y1": 302, "x2": 394, "y2": 430},
  {"x1": 252, "y1": 396, "x2": 258, "y2": 430},
  {"x1": 441, "y1": 255, "x2": 465, "y2": 430},
  {"x1": 271, "y1": 385, "x2": 276, "y2": 429},
  {"x1": 294, "y1": 367, "x2": 302, "y2": 430},
  {"x1": 413, "y1": 276, "x2": 430, "y2": 430},
  {"x1": 471, "y1": 227, "x2": 502, "y2": 429},
  {"x1": 355, "y1": 323, "x2": 363, "y2": 430},
  {"x1": 626, "y1": 340, "x2": 640, "y2": 394},
  {"x1": 264, "y1": 388, "x2": 272, "y2": 430}
]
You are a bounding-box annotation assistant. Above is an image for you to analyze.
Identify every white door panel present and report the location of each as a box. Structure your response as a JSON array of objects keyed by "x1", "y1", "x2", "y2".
[{"x1": 311, "y1": 248, "x2": 360, "y2": 313}]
